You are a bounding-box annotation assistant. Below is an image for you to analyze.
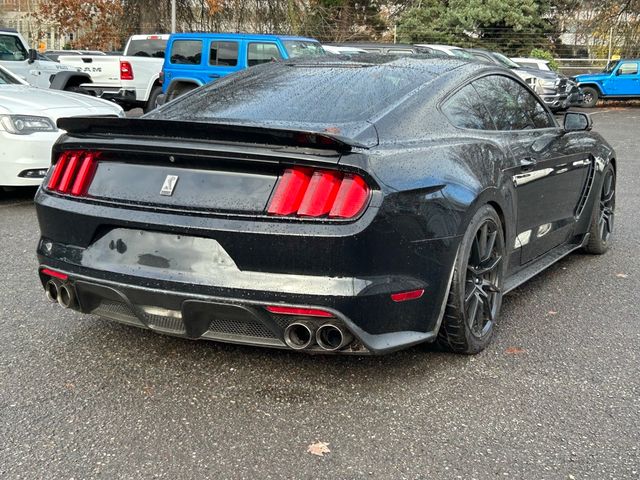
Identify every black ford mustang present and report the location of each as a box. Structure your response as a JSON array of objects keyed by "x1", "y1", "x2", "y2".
[{"x1": 36, "y1": 56, "x2": 616, "y2": 355}]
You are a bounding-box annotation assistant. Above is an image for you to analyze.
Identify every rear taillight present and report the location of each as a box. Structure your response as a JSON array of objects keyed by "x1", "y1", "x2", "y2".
[
  {"x1": 47, "y1": 150, "x2": 99, "y2": 196},
  {"x1": 267, "y1": 167, "x2": 370, "y2": 219},
  {"x1": 120, "y1": 61, "x2": 134, "y2": 80}
]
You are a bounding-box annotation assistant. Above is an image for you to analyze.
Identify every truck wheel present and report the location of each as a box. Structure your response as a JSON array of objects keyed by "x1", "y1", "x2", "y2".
[
  {"x1": 582, "y1": 87, "x2": 599, "y2": 108},
  {"x1": 144, "y1": 86, "x2": 162, "y2": 113}
]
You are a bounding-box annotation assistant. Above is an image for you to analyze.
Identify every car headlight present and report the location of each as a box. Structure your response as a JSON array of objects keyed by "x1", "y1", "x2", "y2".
[
  {"x1": 0, "y1": 115, "x2": 57, "y2": 135},
  {"x1": 535, "y1": 78, "x2": 557, "y2": 93}
]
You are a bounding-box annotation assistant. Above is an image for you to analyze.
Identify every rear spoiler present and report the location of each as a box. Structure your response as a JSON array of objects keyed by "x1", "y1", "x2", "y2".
[{"x1": 57, "y1": 117, "x2": 368, "y2": 152}]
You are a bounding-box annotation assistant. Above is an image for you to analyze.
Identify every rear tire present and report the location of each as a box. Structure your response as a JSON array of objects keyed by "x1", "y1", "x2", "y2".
[
  {"x1": 582, "y1": 87, "x2": 599, "y2": 108},
  {"x1": 583, "y1": 163, "x2": 615, "y2": 254},
  {"x1": 438, "y1": 205, "x2": 505, "y2": 354},
  {"x1": 144, "y1": 86, "x2": 162, "y2": 113}
]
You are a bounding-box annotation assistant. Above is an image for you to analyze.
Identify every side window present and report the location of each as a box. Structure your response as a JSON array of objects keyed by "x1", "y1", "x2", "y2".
[
  {"x1": 170, "y1": 40, "x2": 202, "y2": 65},
  {"x1": 0, "y1": 34, "x2": 28, "y2": 61},
  {"x1": 247, "y1": 43, "x2": 282, "y2": 67},
  {"x1": 473, "y1": 76, "x2": 553, "y2": 130},
  {"x1": 209, "y1": 41, "x2": 239, "y2": 67},
  {"x1": 618, "y1": 62, "x2": 638, "y2": 75},
  {"x1": 442, "y1": 83, "x2": 495, "y2": 130}
]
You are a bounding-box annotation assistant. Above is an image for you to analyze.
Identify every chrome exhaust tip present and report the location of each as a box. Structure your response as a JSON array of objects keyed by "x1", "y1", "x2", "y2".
[
  {"x1": 283, "y1": 322, "x2": 316, "y2": 350},
  {"x1": 57, "y1": 283, "x2": 75, "y2": 309},
  {"x1": 316, "y1": 323, "x2": 354, "y2": 351},
  {"x1": 45, "y1": 280, "x2": 59, "y2": 303}
]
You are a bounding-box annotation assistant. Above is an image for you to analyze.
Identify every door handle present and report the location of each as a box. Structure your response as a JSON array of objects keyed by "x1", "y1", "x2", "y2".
[
  {"x1": 208, "y1": 73, "x2": 220, "y2": 78},
  {"x1": 520, "y1": 157, "x2": 537, "y2": 172}
]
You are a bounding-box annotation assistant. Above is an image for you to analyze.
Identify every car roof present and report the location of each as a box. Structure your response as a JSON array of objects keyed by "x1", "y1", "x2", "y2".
[
  {"x1": 168, "y1": 33, "x2": 318, "y2": 42},
  {"x1": 0, "y1": 27, "x2": 18, "y2": 33}
]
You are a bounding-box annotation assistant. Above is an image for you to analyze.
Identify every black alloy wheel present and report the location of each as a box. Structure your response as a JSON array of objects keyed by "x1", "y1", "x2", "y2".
[
  {"x1": 438, "y1": 205, "x2": 505, "y2": 354},
  {"x1": 584, "y1": 164, "x2": 616, "y2": 254}
]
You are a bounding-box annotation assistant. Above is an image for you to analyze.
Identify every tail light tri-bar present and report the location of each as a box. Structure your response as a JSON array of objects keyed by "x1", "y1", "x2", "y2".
[
  {"x1": 267, "y1": 166, "x2": 370, "y2": 219},
  {"x1": 47, "y1": 150, "x2": 100, "y2": 197}
]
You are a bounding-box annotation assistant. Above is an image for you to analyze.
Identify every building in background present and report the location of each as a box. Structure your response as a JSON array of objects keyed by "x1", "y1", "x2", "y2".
[{"x1": 0, "y1": 0, "x2": 67, "y2": 50}]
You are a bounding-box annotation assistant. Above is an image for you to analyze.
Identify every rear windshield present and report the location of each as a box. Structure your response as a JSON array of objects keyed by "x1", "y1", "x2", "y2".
[
  {"x1": 126, "y1": 38, "x2": 167, "y2": 58},
  {"x1": 152, "y1": 62, "x2": 432, "y2": 126},
  {"x1": 283, "y1": 41, "x2": 325, "y2": 58}
]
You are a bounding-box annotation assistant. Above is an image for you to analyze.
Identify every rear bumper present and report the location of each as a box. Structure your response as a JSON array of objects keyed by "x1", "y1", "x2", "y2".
[
  {"x1": 37, "y1": 263, "x2": 451, "y2": 354},
  {"x1": 81, "y1": 85, "x2": 137, "y2": 104},
  {"x1": 35, "y1": 188, "x2": 461, "y2": 354}
]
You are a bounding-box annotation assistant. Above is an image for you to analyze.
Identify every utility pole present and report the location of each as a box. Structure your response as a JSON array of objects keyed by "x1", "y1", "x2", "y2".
[{"x1": 171, "y1": 0, "x2": 176, "y2": 33}]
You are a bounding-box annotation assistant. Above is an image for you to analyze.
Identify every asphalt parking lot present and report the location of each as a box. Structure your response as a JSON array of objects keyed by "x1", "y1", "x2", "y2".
[{"x1": 1, "y1": 107, "x2": 639, "y2": 479}]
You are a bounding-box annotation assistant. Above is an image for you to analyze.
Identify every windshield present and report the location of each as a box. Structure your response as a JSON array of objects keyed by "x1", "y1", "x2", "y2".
[
  {"x1": 282, "y1": 41, "x2": 325, "y2": 58},
  {"x1": 0, "y1": 67, "x2": 21, "y2": 85},
  {"x1": 603, "y1": 60, "x2": 619, "y2": 73},
  {"x1": 0, "y1": 34, "x2": 28, "y2": 61},
  {"x1": 126, "y1": 38, "x2": 167, "y2": 58},
  {"x1": 492, "y1": 52, "x2": 521, "y2": 69}
]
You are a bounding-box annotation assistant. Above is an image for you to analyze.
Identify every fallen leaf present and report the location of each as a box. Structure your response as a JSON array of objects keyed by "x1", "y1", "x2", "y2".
[
  {"x1": 307, "y1": 441, "x2": 331, "y2": 457},
  {"x1": 616, "y1": 273, "x2": 628, "y2": 278},
  {"x1": 142, "y1": 385, "x2": 155, "y2": 397},
  {"x1": 64, "y1": 382, "x2": 75, "y2": 391},
  {"x1": 548, "y1": 310, "x2": 558, "y2": 315},
  {"x1": 505, "y1": 347, "x2": 525, "y2": 354}
]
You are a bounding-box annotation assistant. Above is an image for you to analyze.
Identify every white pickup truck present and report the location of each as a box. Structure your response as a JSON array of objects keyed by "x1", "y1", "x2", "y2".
[
  {"x1": 58, "y1": 34, "x2": 168, "y2": 112},
  {"x1": 0, "y1": 27, "x2": 91, "y2": 90}
]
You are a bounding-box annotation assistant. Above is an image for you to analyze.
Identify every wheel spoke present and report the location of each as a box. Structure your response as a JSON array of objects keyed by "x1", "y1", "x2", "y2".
[
  {"x1": 474, "y1": 255, "x2": 502, "y2": 276},
  {"x1": 467, "y1": 293, "x2": 480, "y2": 329},
  {"x1": 478, "y1": 224, "x2": 488, "y2": 260},
  {"x1": 483, "y1": 230, "x2": 497, "y2": 261},
  {"x1": 464, "y1": 283, "x2": 476, "y2": 305},
  {"x1": 481, "y1": 294, "x2": 495, "y2": 322}
]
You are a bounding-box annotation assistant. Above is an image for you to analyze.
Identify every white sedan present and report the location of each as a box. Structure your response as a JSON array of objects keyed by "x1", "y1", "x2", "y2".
[{"x1": 0, "y1": 65, "x2": 124, "y2": 187}]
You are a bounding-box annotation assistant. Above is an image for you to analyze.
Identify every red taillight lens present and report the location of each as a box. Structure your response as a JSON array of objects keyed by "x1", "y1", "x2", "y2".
[
  {"x1": 267, "y1": 167, "x2": 370, "y2": 219},
  {"x1": 120, "y1": 61, "x2": 134, "y2": 80},
  {"x1": 46, "y1": 150, "x2": 99, "y2": 197}
]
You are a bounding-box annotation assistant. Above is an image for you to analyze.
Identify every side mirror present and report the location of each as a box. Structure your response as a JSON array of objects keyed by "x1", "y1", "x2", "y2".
[
  {"x1": 28, "y1": 48, "x2": 37, "y2": 64},
  {"x1": 564, "y1": 112, "x2": 593, "y2": 132}
]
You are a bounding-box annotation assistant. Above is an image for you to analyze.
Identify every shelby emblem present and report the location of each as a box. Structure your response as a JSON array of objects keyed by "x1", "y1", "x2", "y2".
[{"x1": 160, "y1": 175, "x2": 179, "y2": 196}]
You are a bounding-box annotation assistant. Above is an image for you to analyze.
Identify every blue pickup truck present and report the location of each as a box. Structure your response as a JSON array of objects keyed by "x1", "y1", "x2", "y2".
[
  {"x1": 575, "y1": 59, "x2": 640, "y2": 107},
  {"x1": 160, "y1": 33, "x2": 325, "y2": 103}
]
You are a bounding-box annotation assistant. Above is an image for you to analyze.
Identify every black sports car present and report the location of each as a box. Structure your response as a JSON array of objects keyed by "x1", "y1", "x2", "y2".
[{"x1": 35, "y1": 56, "x2": 616, "y2": 355}]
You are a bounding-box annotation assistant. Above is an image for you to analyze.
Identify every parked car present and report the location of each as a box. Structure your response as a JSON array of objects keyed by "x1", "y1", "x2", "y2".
[
  {"x1": 36, "y1": 56, "x2": 615, "y2": 355},
  {"x1": 573, "y1": 59, "x2": 640, "y2": 108},
  {"x1": 322, "y1": 45, "x2": 367, "y2": 56},
  {"x1": 338, "y1": 42, "x2": 437, "y2": 55},
  {"x1": 0, "y1": 65, "x2": 123, "y2": 187},
  {"x1": 57, "y1": 34, "x2": 169, "y2": 112},
  {"x1": 44, "y1": 50, "x2": 107, "y2": 62},
  {"x1": 0, "y1": 27, "x2": 91, "y2": 91},
  {"x1": 466, "y1": 49, "x2": 581, "y2": 111},
  {"x1": 160, "y1": 33, "x2": 325, "y2": 103},
  {"x1": 415, "y1": 44, "x2": 474, "y2": 58},
  {"x1": 511, "y1": 57, "x2": 552, "y2": 71}
]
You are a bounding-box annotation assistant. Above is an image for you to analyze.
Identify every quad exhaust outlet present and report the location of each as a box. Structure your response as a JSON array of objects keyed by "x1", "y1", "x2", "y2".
[
  {"x1": 283, "y1": 321, "x2": 316, "y2": 350},
  {"x1": 283, "y1": 320, "x2": 354, "y2": 351},
  {"x1": 316, "y1": 323, "x2": 354, "y2": 351}
]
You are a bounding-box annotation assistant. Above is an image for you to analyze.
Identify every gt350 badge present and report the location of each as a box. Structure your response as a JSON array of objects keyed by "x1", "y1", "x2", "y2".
[{"x1": 160, "y1": 175, "x2": 179, "y2": 196}]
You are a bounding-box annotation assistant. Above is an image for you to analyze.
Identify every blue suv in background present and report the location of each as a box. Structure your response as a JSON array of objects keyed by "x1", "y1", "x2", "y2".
[
  {"x1": 574, "y1": 59, "x2": 640, "y2": 107},
  {"x1": 159, "y1": 33, "x2": 325, "y2": 103}
]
